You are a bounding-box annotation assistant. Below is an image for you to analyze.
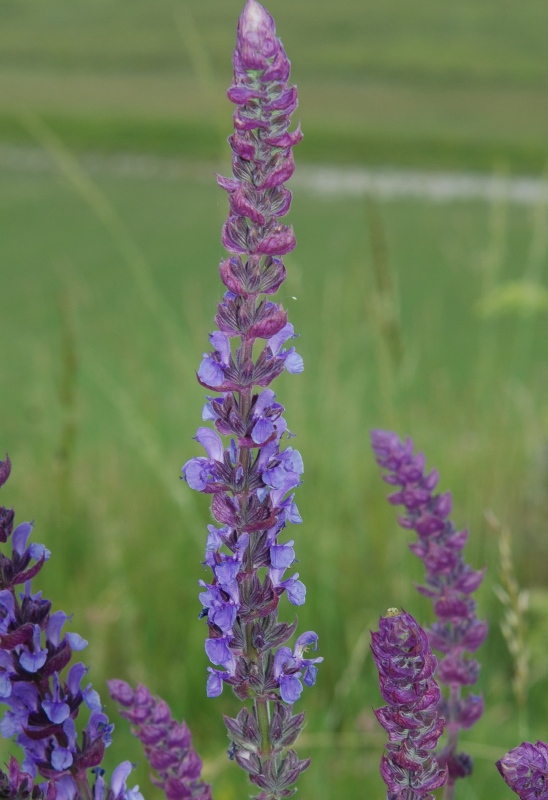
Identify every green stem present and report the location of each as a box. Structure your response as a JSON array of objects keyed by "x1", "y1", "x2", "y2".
[
  {"x1": 443, "y1": 780, "x2": 456, "y2": 800},
  {"x1": 256, "y1": 696, "x2": 272, "y2": 756},
  {"x1": 442, "y1": 683, "x2": 461, "y2": 800},
  {"x1": 75, "y1": 773, "x2": 94, "y2": 800}
]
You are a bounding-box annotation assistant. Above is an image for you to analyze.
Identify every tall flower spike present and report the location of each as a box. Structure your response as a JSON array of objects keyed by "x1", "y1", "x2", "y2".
[
  {"x1": 182, "y1": 2, "x2": 321, "y2": 797},
  {"x1": 371, "y1": 431, "x2": 487, "y2": 797},
  {"x1": 496, "y1": 741, "x2": 548, "y2": 800},
  {"x1": 371, "y1": 609, "x2": 447, "y2": 800}
]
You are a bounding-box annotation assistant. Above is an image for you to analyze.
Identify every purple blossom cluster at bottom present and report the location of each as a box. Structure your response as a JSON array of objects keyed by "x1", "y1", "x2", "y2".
[
  {"x1": 0, "y1": 456, "x2": 144, "y2": 800},
  {"x1": 0, "y1": 757, "x2": 141, "y2": 800},
  {"x1": 0, "y1": 756, "x2": 56, "y2": 800}
]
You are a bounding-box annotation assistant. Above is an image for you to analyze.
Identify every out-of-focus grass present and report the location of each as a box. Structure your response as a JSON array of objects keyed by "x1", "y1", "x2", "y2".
[
  {"x1": 1, "y1": 152, "x2": 548, "y2": 797},
  {"x1": 1, "y1": 0, "x2": 547, "y2": 84},
  {"x1": 1, "y1": 0, "x2": 548, "y2": 171}
]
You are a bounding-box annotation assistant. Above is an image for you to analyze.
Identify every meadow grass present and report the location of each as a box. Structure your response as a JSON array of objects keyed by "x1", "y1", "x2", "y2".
[
  {"x1": 1, "y1": 0, "x2": 548, "y2": 172},
  {"x1": 2, "y1": 151, "x2": 548, "y2": 797}
]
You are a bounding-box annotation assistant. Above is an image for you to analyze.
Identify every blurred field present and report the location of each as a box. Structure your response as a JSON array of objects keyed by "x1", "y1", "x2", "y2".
[
  {"x1": 2, "y1": 1, "x2": 548, "y2": 799},
  {"x1": 1, "y1": 0, "x2": 548, "y2": 171}
]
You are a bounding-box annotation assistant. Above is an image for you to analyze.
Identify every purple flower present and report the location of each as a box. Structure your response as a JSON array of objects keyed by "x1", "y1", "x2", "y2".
[
  {"x1": 371, "y1": 610, "x2": 447, "y2": 800},
  {"x1": 273, "y1": 632, "x2": 323, "y2": 703},
  {"x1": 206, "y1": 667, "x2": 232, "y2": 699},
  {"x1": 205, "y1": 636, "x2": 237, "y2": 672},
  {"x1": 371, "y1": 430, "x2": 487, "y2": 790},
  {"x1": 199, "y1": 582, "x2": 238, "y2": 633},
  {"x1": 496, "y1": 741, "x2": 548, "y2": 800},
  {"x1": 91, "y1": 761, "x2": 145, "y2": 800}
]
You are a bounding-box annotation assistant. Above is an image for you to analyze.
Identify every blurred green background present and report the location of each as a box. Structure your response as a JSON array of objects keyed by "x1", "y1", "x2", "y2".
[{"x1": 1, "y1": 0, "x2": 548, "y2": 798}]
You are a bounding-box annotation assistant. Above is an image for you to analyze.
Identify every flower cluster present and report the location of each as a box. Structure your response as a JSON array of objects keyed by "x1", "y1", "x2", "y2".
[
  {"x1": 108, "y1": 681, "x2": 211, "y2": 800},
  {"x1": 0, "y1": 756, "x2": 55, "y2": 800},
  {"x1": 0, "y1": 456, "x2": 141, "y2": 800},
  {"x1": 371, "y1": 609, "x2": 447, "y2": 800},
  {"x1": 497, "y1": 741, "x2": 548, "y2": 800},
  {"x1": 370, "y1": 431, "x2": 487, "y2": 790},
  {"x1": 181, "y1": 1, "x2": 321, "y2": 795}
]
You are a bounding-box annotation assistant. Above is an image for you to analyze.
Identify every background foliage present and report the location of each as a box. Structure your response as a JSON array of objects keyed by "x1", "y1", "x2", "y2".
[{"x1": 1, "y1": 0, "x2": 548, "y2": 797}]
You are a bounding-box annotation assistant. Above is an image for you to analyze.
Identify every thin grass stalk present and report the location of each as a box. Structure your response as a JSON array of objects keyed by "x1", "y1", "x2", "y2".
[
  {"x1": 365, "y1": 197, "x2": 403, "y2": 426},
  {"x1": 19, "y1": 111, "x2": 192, "y2": 376},
  {"x1": 474, "y1": 170, "x2": 508, "y2": 407},
  {"x1": 511, "y1": 165, "x2": 548, "y2": 375},
  {"x1": 175, "y1": 4, "x2": 229, "y2": 160},
  {"x1": 55, "y1": 287, "x2": 79, "y2": 528},
  {"x1": 486, "y1": 510, "x2": 530, "y2": 741}
]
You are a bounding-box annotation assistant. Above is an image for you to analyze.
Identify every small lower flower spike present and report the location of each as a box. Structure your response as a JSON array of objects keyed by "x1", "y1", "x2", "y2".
[{"x1": 371, "y1": 609, "x2": 447, "y2": 800}]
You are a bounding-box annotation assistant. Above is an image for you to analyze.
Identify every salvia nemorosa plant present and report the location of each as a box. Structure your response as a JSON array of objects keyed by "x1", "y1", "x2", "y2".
[
  {"x1": 181, "y1": 0, "x2": 322, "y2": 797},
  {"x1": 371, "y1": 609, "x2": 447, "y2": 800},
  {"x1": 370, "y1": 431, "x2": 488, "y2": 799},
  {"x1": 2, "y1": 3, "x2": 548, "y2": 800},
  {"x1": 0, "y1": 455, "x2": 143, "y2": 800}
]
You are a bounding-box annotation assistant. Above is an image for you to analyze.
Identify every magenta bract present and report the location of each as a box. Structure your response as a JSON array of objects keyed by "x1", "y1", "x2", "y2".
[{"x1": 371, "y1": 610, "x2": 447, "y2": 800}]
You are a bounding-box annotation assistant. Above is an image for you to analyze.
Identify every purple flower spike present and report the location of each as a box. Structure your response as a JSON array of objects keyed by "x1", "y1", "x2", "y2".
[
  {"x1": 497, "y1": 741, "x2": 548, "y2": 800},
  {"x1": 371, "y1": 609, "x2": 447, "y2": 800},
  {"x1": 181, "y1": 1, "x2": 317, "y2": 796},
  {"x1": 108, "y1": 680, "x2": 212, "y2": 800},
  {"x1": 371, "y1": 430, "x2": 487, "y2": 794}
]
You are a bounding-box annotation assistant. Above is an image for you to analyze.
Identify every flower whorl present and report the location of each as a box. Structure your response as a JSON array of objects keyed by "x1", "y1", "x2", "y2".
[{"x1": 371, "y1": 610, "x2": 447, "y2": 800}]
